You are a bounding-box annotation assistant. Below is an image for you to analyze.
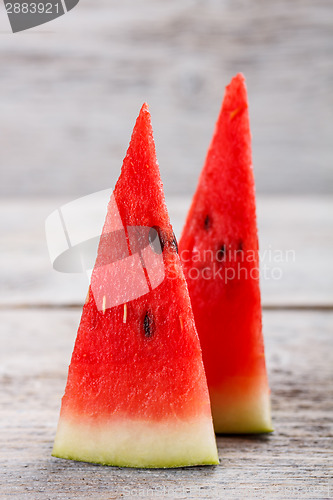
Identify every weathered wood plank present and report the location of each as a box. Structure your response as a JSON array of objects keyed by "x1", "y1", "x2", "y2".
[
  {"x1": 1, "y1": 309, "x2": 332, "y2": 499},
  {"x1": 1, "y1": 197, "x2": 332, "y2": 307}
]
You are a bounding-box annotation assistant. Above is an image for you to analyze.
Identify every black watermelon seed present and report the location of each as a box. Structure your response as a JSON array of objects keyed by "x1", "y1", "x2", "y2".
[
  {"x1": 149, "y1": 226, "x2": 178, "y2": 254},
  {"x1": 143, "y1": 311, "x2": 153, "y2": 338},
  {"x1": 204, "y1": 215, "x2": 211, "y2": 230},
  {"x1": 171, "y1": 232, "x2": 178, "y2": 254},
  {"x1": 149, "y1": 226, "x2": 163, "y2": 254},
  {"x1": 216, "y1": 244, "x2": 226, "y2": 262},
  {"x1": 236, "y1": 240, "x2": 244, "y2": 260}
]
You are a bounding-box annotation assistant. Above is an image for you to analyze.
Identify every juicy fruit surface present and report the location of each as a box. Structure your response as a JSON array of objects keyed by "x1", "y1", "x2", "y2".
[
  {"x1": 53, "y1": 104, "x2": 218, "y2": 467},
  {"x1": 62, "y1": 283, "x2": 210, "y2": 421},
  {"x1": 179, "y1": 74, "x2": 272, "y2": 433}
]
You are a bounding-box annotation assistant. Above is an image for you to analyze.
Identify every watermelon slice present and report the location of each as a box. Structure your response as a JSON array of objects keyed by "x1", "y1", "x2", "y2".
[
  {"x1": 179, "y1": 74, "x2": 273, "y2": 433},
  {"x1": 52, "y1": 104, "x2": 218, "y2": 468}
]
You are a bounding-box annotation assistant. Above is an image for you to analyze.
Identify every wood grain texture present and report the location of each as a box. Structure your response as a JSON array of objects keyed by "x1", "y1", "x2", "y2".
[
  {"x1": 1, "y1": 197, "x2": 332, "y2": 308},
  {"x1": 0, "y1": 0, "x2": 332, "y2": 197},
  {"x1": 1, "y1": 309, "x2": 332, "y2": 499}
]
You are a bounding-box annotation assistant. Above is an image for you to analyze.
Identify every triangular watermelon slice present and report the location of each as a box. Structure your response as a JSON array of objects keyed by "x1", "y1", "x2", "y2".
[
  {"x1": 179, "y1": 74, "x2": 273, "y2": 433},
  {"x1": 52, "y1": 104, "x2": 218, "y2": 468}
]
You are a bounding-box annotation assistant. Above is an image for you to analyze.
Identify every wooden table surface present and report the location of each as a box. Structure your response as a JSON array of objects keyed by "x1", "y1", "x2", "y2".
[{"x1": 1, "y1": 196, "x2": 332, "y2": 499}]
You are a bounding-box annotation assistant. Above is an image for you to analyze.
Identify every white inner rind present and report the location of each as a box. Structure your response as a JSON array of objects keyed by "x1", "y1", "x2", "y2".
[
  {"x1": 52, "y1": 415, "x2": 219, "y2": 468},
  {"x1": 210, "y1": 377, "x2": 273, "y2": 433}
]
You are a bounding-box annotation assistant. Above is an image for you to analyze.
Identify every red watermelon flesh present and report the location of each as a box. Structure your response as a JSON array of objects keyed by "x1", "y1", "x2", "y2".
[
  {"x1": 52, "y1": 104, "x2": 218, "y2": 468},
  {"x1": 179, "y1": 75, "x2": 273, "y2": 433}
]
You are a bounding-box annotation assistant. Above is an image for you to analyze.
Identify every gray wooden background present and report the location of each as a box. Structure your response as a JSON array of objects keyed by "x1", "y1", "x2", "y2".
[
  {"x1": 1, "y1": 2, "x2": 332, "y2": 499},
  {"x1": 0, "y1": 0, "x2": 332, "y2": 197}
]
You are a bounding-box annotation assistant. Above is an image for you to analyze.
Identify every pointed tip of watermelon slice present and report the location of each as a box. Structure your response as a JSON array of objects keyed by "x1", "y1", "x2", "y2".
[
  {"x1": 137, "y1": 102, "x2": 151, "y2": 127},
  {"x1": 223, "y1": 73, "x2": 248, "y2": 116},
  {"x1": 134, "y1": 102, "x2": 152, "y2": 136},
  {"x1": 132, "y1": 102, "x2": 152, "y2": 137},
  {"x1": 114, "y1": 101, "x2": 172, "y2": 232},
  {"x1": 140, "y1": 102, "x2": 150, "y2": 113},
  {"x1": 121, "y1": 102, "x2": 157, "y2": 178},
  {"x1": 232, "y1": 72, "x2": 245, "y2": 82}
]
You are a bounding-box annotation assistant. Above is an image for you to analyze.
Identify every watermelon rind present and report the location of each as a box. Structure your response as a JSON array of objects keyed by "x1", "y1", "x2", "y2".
[
  {"x1": 210, "y1": 378, "x2": 273, "y2": 434},
  {"x1": 52, "y1": 417, "x2": 219, "y2": 468}
]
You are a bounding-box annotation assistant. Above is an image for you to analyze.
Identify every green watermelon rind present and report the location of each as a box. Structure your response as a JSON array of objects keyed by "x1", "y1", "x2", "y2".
[
  {"x1": 52, "y1": 417, "x2": 219, "y2": 468},
  {"x1": 210, "y1": 378, "x2": 273, "y2": 434}
]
